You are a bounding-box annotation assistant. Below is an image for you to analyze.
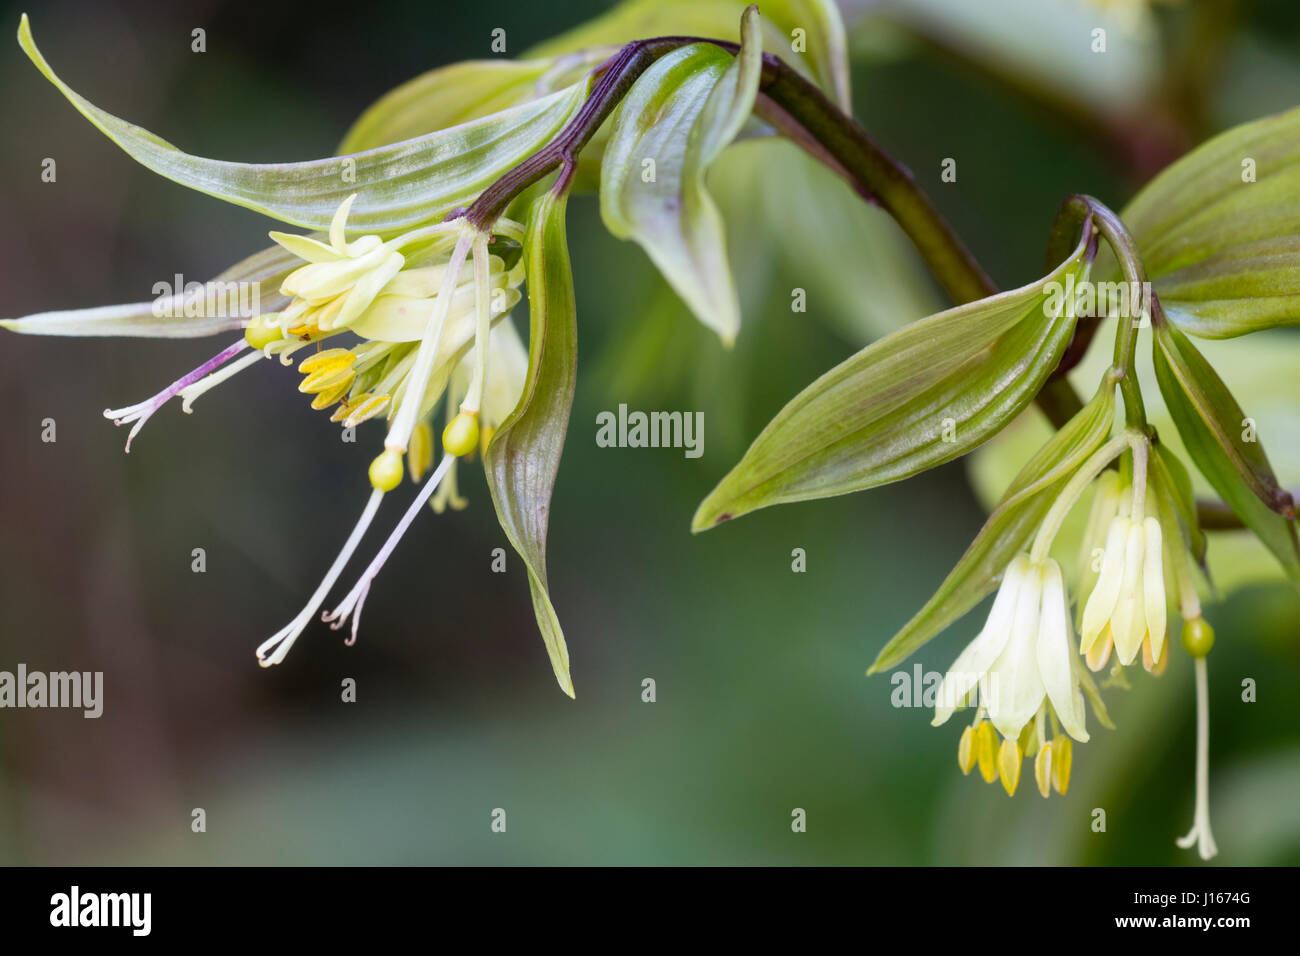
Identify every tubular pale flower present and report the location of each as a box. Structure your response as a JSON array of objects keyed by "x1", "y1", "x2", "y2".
[
  {"x1": 1080, "y1": 490, "x2": 1170, "y2": 672},
  {"x1": 933, "y1": 553, "x2": 1089, "y2": 796}
]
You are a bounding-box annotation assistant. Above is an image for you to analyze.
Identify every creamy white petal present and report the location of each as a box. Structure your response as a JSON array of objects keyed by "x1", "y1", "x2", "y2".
[
  {"x1": 1142, "y1": 516, "x2": 1167, "y2": 664},
  {"x1": 333, "y1": 251, "x2": 406, "y2": 329},
  {"x1": 1036, "y1": 560, "x2": 1089, "y2": 742},
  {"x1": 268, "y1": 231, "x2": 347, "y2": 264},
  {"x1": 1111, "y1": 523, "x2": 1147, "y2": 665},
  {"x1": 283, "y1": 245, "x2": 389, "y2": 302},
  {"x1": 1081, "y1": 516, "x2": 1129, "y2": 651},
  {"x1": 983, "y1": 561, "x2": 1046, "y2": 740},
  {"x1": 329, "y1": 193, "x2": 357, "y2": 252},
  {"x1": 344, "y1": 234, "x2": 383, "y2": 258},
  {"x1": 932, "y1": 555, "x2": 1028, "y2": 726}
]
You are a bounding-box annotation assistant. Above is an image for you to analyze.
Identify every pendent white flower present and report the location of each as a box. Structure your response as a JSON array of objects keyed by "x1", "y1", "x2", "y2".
[
  {"x1": 1080, "y1": 507, "x2": 1167, "y2": 672},
  {"x1": 934, "y1": 554, "x2": 1089, "y2": 744}
]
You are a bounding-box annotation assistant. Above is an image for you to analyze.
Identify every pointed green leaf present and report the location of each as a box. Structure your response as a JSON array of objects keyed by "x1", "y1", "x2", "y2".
[
  {"x1": 338, "y1": 59, "x2": 556, "y2": 153},
  {"x1": 1, "y1": 244, "x2": 295, "y2": 338},
  {"x1": 1151, "y1": 236, "x2": 1300, "y2": 338},
  {"x1": 599, "y1": 11, "x2": 762, "y2": 343},
  {"x1": 692, "y1": 230, "x2": 1093, "y2": 530},
  {"x1": 484, "y1": 189, "x2": 578, "y2": 698},
  {"x1": 1153, "y1": 317, "x2": 1294, "y2": 516},
  {"x1": 868, "y1": 383, "x2": 1116, "y2": 673},
  {"x1": 1118, "y1": 105, "x2": 1300, "y2": 337},
  {"x1": 19, "y1": 15, "x2": 589, "y2": 233},
  {"x1": 1152, "y1": 316, "x2": 1300, "y2": 581},
  {"x1": 1150, "y1": 440, "x2": 1206, "y2": 567}
]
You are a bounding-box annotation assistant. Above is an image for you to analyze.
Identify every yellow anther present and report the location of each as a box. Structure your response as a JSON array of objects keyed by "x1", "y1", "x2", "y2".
[
  {"x1": 998, "y1": 738, "x2": 1022, "y2": 797},
  {"x1": 975, "y1": 721, "x2": 998, "y2": 784},
  {"x1": 957, "y1": 725, "x2": 977, "y2": 776},
  {"x1": 297, "y1": 345, "x2": 356, "y2": 394},
  {"x1": 1181, "y1": 617, "x2": 1215, "y2": 658},
  {"x1": 479, "y1": 424, "x2": 496, "y2": 458},
  {"x1": 1034, "y1": 743, "x2": 1053, "y2": 798},
  {"x1": 442, "y1": 410, "x2": 480, "y2": 458},
  {"x1": 243, "y1": 315, "x2": 284, "y2": 350},
  {"x1": 298, "y1": 348, "x2": 355, "y2": 375},
  {"x1": 408, "y1": 422, "x2": 434, "y2": 483},
  {"x1": 300, "y1": 367, "x2": 356, "y2": 395},
  {"x1": 341, "y1": 393, "x2": 392, "y2": 429},
  {"x1": 310, "y1": 379, "x2": 353, "y2": 410},
  {"x1": 368, "y1": 448, "x2": 404, "y2": 492},
  {"x1": 1050, "y1": 736, "x2": 1073, "y2": 795}
]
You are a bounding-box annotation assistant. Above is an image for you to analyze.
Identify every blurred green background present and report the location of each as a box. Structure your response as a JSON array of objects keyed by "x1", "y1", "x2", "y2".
[{"x1": 1, "y1": 0, "x2": 1298, "y2": 865}]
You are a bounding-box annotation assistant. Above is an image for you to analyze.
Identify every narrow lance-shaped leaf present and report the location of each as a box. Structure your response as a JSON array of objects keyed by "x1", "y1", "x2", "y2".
[
  {"x1": 600, "y1": 7, "x2": 763, "y2": 343},
  {"x1": 1152, "y1": 316, "x2": 1294, "y2": 517},
  {"x1": 692, "y1": 228, "x2": 1094, "y2": 530},
  {"x1": 868, "y1": 383, "x2": 1116, "y2": 674},
  {"x1": 484, "y1": 189, "x2": 579, "y2": 698},
  {"x1": 18, "y1": 15, "x2": 590, "y2": 234},
  {"x1": 1152, "y1": 316, "x2": 1300, "y2": 582}
]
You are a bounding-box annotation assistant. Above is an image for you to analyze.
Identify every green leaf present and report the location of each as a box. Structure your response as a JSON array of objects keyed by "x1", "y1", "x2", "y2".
[
  {"x1": 483, "y1": 189, "x2": 578, "y2": 698},
  {"x1": 1151, "y1": 236, "x2": 1300, "y2": 338},
  {"x1": 599, "y1": 12, "x2": 762, "y2": 343},
  {"x1": 1150, "y1": 440, "x2": 1206, "y2": 567},
  {"x1": 868, "y1": 383, "x2": 1116, "y2": 673},
  {"x1": 1154, "y1": 449, "x2": 1203, "y2": 558},
  {"x1": 1152, "y1": 317, "x2": 1300, "y2": 581},
  {"x1": 691, "y1": 230, "x2": 1093, "y2": 530},
  {"x1": 527, "y1": 0, "x2": 850, "y2": 108},
  {"x1": 1117, "y1": 105, "x2": 1300, "y2": 337},
  {"x1": 18, "y1": 14, "x2": 589, "y2": 234},
  {"x1": 1, "y1": 244, "x2": 296, "y2": 337},
  {"x1": 338, "y1": 59, "x2": 558, "y2": 153},
  {"x1": 1153, "y1": 318, "x2": 1294, "y2": 516}
]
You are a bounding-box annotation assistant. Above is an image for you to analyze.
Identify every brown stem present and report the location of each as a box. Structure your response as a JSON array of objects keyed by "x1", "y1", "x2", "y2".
[{"x1": 465, "y1": 33, "x2": 1086, "y2": 426}]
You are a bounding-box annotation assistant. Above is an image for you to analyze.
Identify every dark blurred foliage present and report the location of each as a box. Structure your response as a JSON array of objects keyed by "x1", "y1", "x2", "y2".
[{"x1": 0, "y1": 0, "x2": 1296, "y2": 864}]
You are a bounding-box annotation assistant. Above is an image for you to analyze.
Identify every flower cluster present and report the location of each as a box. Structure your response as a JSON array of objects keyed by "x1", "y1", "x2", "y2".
[
  {"x1": 101, "y1": 195, "x2": 531, "y2": 667},
  {"x1": 930, "y1": 419, "x2": 1220, "y2": 857}
]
